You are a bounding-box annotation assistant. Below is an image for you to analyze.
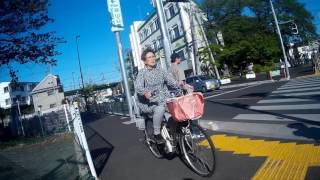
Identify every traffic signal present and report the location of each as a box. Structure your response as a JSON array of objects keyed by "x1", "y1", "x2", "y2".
[{"x1": 290, "y1": 23, "x2": 299, "y2": 35}]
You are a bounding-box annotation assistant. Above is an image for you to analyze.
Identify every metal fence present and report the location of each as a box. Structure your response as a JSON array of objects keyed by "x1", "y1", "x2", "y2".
[
  {"x1": 0, "y1": 104, "x2": 94, "y2": 180},
  {"x1": 88, "y1": 101, "x2": 130, "y2": 116},
  {"x1": 3, "y1": 105, "x2": 73, "y2": 138}
]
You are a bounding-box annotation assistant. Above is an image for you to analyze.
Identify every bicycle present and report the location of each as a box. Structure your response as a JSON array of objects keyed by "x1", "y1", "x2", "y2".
[{"x1": 142, "y1": 92, "x2": 216, "y2": 177}]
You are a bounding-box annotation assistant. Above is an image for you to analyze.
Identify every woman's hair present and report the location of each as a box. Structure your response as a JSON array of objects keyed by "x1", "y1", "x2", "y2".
[{"x1": 141, "y1": 48, "x2": 155, "y2": 61}]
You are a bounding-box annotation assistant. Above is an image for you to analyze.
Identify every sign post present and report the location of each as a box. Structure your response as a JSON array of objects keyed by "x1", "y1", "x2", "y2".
[{"x1": 107, "y1": 0, "x2": 134, "y2": 120}]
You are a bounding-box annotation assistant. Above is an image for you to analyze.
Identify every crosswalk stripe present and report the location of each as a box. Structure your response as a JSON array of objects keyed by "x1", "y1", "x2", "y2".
[
  {"x1": 249, "y1": 104, "x2": 320, "y2": 110},
  {"x1": 277, "y1": 84, "x2": 320, "y2": 90},
  {"x1": 280, "y1": 81, "x2": 320, "y2": 88},
  {"x1": 283, "y1": 78, "x2": 320, "y2": 84},
  {"x1": 272, "y1": 86, "x2": 320, "y2": 94},
  {"x1": 290, "y1": 78, "x2": 320, "y2": 82},
  {"x1": 289, "y1": 78, "x2": 320, "y2": 82},
  {"x1": 290, "y1": 78, "x2": 319, "y2": 82},
  {"x1": 257, "y1": 98, "x2": 314, "y2": 104},
  {"x1": 270, "y1": 91, "x2": 320, "y2": 97},
  {"x1": 233, "y1": 114, "x2": 320, "y2": 122}
]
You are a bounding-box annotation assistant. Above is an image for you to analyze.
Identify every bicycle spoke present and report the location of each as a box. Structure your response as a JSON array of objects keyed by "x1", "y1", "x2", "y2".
[{"x1": 180, "y1": 123, "x2": 215, "y2": 177}]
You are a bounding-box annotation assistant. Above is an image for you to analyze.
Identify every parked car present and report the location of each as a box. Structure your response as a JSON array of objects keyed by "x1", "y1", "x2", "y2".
[
  {"x1": 186, "y1": 75, "x2": 220, "y2": 92},
  {"x1": 103, "y1": 96, "x2": 114, "y2": 103}
]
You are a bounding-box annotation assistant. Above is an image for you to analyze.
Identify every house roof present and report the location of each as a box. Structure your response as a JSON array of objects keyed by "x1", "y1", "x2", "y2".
[{"x1": 31, "y1": 74, "x2": 58, "y2": 93}]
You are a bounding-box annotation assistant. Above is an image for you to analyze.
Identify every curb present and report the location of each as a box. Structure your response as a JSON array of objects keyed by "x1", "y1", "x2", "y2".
[{"x1": 221, "y1": 80, "x2": 276, "y2": 89}]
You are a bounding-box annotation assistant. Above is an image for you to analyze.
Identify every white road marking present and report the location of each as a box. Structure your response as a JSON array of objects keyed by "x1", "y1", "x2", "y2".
[
  {"x1": 210, "y1": 97, "x2": 262, "y2": 101},
  {"x1": 233, "y1": 114, "x2": 320, "y2": 122},
  {"x1": 205, "y1": 84, "x2": 262, "y2": 99},
  {"x1": 257, "y1": 98, "x2": 314, "y2": 104},
  {"x1": 282, "y1": 81, "x2": 320, "y2": 87},
  {"x1": 272, "y1": 86, "x2": 320, "y2": 94},
  {"x1": 270, "y1": 91, "x2": 320, "y2": 97},
  {"x1": 249, "y1": 104, "x2": 320, "y2": 110},
  {"x1": 277, "y1": 84, "x2": 320, "y2": 90}
]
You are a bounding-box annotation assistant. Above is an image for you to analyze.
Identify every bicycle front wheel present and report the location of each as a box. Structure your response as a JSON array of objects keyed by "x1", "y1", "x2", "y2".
[
  {"x1": 144, "y1": 119, "x2": 163, "y2": 158},
  {"x1": 180, "y1": 121, "x2": 215, "y2": 177}
]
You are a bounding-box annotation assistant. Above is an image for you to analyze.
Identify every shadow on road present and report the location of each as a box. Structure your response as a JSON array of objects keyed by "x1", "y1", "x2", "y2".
[
  {"x1": 84, "y1": 125, "x2": 114, "y2": 176},
  {"x1": 287, "y1": 123, "x2": 320, "y2": 142},
  {"x1": 240, "y1": 92, "x2": 270, "y2": 98},
  {"x1": 41, "y1": 155, "x2": 83, "y2": 180}
]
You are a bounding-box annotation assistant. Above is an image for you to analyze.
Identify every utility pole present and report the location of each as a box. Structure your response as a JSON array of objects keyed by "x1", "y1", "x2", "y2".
[
  {"x1": 75, "y1": 35, "x2": 88, "y2": 108},
  {"x1": 189, "y1": 3, "x2": 199, "y2": 75},
  {"x1": 154, "y1": 0, "x2": 172, "y2": 69},
  {"x1": 269, "y1": 0, "x2": 290, "y2": 79},
  {"x1": 194, "y1": 14, "x2": 220, "y2": 79},
  {"x1": 72, "y1": 72, "x2": 76, "y2": 90},
  {"x1": 107, "y1": 0, "x2": 134, "y2": 120},
  {"x1": 16, "y1": 100, "x2": 25, "y2": 136}
]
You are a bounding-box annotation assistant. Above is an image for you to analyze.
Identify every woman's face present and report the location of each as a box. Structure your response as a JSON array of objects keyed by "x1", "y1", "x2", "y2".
[{"x1": 144, "y1": 52, "x2": 156, "y2": 67}]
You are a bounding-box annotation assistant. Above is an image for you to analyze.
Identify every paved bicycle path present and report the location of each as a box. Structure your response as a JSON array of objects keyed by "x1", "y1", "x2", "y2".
[{"x1": 82, "y1": 113, "x2": 269, "y2": 180}]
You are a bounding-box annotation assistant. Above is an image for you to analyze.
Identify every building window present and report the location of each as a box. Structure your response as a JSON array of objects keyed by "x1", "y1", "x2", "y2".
[
  {"x1": 143, "y1": 28, "x2": 149, "y2": 38},
  {"x1": 176, "y1": 49, "x2": 186, "y2": 61},
  {"x1": 167, "y1": 4, "x2": 176, "y2": 19},
  {"x1": 149, "y1": 22, "x2": 155, "y2": 33},
  {"x1": 20, "y1": 85, "x2": 24, "y2": 91},
  {"x1": 5, "y1": 99, "x2": 10, "y2": 105},
  {"x1": 50, "y1": 103, "x2": 56, "y2": 108},
  {"x1": 4, "y1": 87, "x2": 9, "y2": 93},
  {"x1": 157, "y1": 36, "x2": 163, "y2": 48},
  {"x1": 139, "y1": 32, "x2": 144, "y2": 41},
  {"x1": 153, "y1": 41, "x2": 157, "y2": 51},
  {"x1": 154, "y1": 18, "x2": 160, "y2": 30},
  {"x1": 173, "y1": 25, "x2": 180, "y2": 40},
  {"x1": 47, "y1": 89, "x2": 55, "y2": 96}
]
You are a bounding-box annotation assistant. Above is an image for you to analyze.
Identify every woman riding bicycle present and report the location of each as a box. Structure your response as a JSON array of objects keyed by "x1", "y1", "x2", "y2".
[{"x1": 135, "y1": 48, "x2": 180, "y2": 144}]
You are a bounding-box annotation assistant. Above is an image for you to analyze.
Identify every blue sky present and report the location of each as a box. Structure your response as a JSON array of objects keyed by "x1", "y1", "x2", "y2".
[{"x1": 0, "y1": 0, "x2": 319, "y2": 91}]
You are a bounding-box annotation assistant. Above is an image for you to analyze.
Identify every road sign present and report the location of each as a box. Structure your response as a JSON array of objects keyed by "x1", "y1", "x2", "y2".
[{"x1": 107, "y1": 0, "x2": 124, "y2": 32}]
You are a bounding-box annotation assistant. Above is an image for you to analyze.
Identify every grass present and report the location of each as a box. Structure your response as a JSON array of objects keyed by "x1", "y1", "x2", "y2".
[{"x1": 0, "y1": 133, "x2": 73, "y2": 150}]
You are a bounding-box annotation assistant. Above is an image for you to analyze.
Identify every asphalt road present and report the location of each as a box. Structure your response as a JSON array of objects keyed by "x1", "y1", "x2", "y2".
[
  {"x1": 83, "y1": 114, "x2": 265, "y2": 180},
  {"x1": 202, "y1": 77, "x2": 320, "y2": 142},
  {"x1": 82, "y1": 77, "x2": 320, "y2": 180}
]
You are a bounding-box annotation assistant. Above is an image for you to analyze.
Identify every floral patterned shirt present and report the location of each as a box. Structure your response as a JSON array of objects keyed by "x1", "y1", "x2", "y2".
[{"x1": 135, "y1": 66, "x2": 179, "y2": 113}]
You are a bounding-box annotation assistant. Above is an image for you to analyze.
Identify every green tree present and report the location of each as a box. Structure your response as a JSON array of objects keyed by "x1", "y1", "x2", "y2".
[
  {"x1": 201, "y1": 0, "x2": 318, "y2": 73},
  {"x1": 0, "y1": 0, "x2": 63, "y2": 81}
]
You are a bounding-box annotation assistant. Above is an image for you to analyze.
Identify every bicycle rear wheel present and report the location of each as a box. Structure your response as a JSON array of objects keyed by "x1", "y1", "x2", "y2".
[
  {"x1": 144, "y1": 119, "x2": 163, "y2": 158},
  {"x1": 180, "y1": 121, "x2": 215, "y2": 177}
]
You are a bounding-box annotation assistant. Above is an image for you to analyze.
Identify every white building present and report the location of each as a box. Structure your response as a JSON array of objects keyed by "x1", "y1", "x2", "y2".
[
  {"x1": 129, "y1": 1, "x2": 208, "y2": 77},
  {"x1": 0, "y1": 81, "x2": 38, "y2": 109}
]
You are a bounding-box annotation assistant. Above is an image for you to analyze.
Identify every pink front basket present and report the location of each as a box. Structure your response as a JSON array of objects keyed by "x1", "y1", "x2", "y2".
[{"x1": 166, "y1": 92, "x2": 204, "y2": 122}]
